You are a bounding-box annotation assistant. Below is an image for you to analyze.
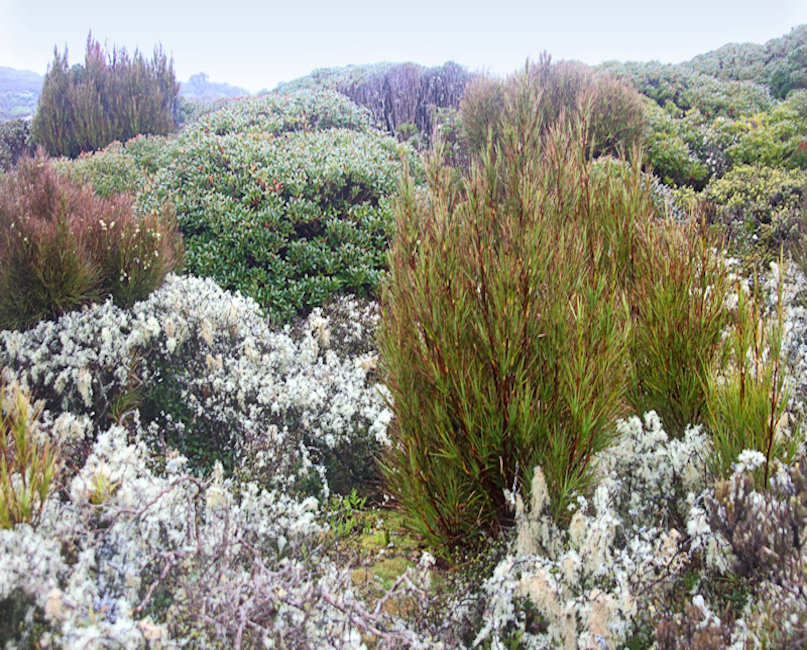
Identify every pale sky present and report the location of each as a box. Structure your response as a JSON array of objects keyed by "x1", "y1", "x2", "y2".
[{"x1": 1, "y1": 0, "x2": 805, "y2": 92}]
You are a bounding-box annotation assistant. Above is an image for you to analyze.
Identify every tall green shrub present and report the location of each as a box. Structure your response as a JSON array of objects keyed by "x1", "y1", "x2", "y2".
[
  {"x1": 380, "y1": 64, "x2": 736, "y2": 551},
  {"x1": 31, "y1": 34, "x2": 178, "y2": 158},
  {"x1": 379, "y1": 89, "x2": 638, "y2": 549},
  {"x1": 627, "y1": 216, "x2": 732, "y2": 436},
  {"x1": 704, "y1": 263, "x2": 801, "y2": 484}
]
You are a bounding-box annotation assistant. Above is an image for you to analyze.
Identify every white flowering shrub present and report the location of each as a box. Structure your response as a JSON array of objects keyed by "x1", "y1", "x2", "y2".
[
  {"x1": 469, "y1": 413, "x2": 710, "y2": 649},
  {"x1": 0, "y1": 275, "x2": 391, "y2": 494},
  {"x1": 0, "y1": 420, "x2": 424, "y2": 648}
]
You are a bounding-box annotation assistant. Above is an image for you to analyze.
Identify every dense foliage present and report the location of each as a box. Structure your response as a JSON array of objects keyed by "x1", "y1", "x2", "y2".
[
  {"x1": 30, "y1": 35, "x2": 178, "y2": 158},
  {"x1": 0, "y1": 156, "x2": 182, "y2": 330},
  {"x1": 0, "y1": 118, "x2": 32, "y2": 172}
]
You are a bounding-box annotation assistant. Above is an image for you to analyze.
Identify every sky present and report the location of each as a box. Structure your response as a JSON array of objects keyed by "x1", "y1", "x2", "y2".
[{"x1": 1, "y1": 0, "x2": 806, "y2": 93}]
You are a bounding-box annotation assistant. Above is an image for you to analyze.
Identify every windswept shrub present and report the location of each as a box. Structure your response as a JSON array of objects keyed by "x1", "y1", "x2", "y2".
[
  {"x1": 31, "y1": 34, "x2": 178, "y2": 158},
  {"x1": 0, "y1": 156, "x2": 182, "y2": 330},
  {"x1": 0, "y1": 378, "x2": 61, "y2": 529},
  {"x1": 185, "y1": 90, "x2": 374, "y2": 137}
]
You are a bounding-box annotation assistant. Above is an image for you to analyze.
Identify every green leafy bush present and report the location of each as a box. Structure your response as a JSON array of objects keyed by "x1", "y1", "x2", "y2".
[
  {"x1": 718, "y1": 98, "x2": 807, "y2": 169},
  {"x1": 54, "y1": 134, "x2": 172, "y2": 198},
  {"x1": 704, "y1": 163, "x2": 807, "y2": 257},
  {"x1": 0, "y1": 156, "x2": 182, "y2": 330},
  {"x1": 186, "y1": 90, "x2": 374, "y2": 137},
  {"x1": 0, "y1": 119, "x2": 32, "y2": 173},
  {"x1": 644, "y1": 105, "x2": 709, "y2": 188},
  {"x1": 30, "y1": 34, "x2": 178, "y2": 158},
  {"x1": 140, "y1": 93, "x2": 416, "y2": 323}
]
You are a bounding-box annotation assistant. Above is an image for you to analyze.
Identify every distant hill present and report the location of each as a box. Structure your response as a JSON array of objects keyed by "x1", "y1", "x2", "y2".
[{"x1": 0, "y1": 67, "x2": 43, "y2": 122}]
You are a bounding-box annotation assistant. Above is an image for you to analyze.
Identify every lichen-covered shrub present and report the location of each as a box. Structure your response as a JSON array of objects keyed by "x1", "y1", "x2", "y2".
[
  {"x1": 0, "y1": 273, "x2": 422, "y2": 647},
  {"x1": 0, "y1": 156, "x2": 182, "y2": 330},
  {"x1": 0, "y1": 275, "x2": 391, "y2": 492},
  {"x1": 469, "y1": 412, "x2": 710, "y2": 649},
  {"x1": 0, "y1": 422, "x2": 422, "y2": 648}
]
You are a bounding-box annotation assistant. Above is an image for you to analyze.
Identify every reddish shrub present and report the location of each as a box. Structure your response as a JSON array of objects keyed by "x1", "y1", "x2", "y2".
[{"x1": 0, "y1": 156, "x2": 182, "y2": 330}]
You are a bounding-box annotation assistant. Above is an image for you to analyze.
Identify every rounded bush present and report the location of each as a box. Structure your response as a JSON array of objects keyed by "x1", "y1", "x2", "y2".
[{"x1": 139, "y1": 93, "x2": 418, "y2": 323}]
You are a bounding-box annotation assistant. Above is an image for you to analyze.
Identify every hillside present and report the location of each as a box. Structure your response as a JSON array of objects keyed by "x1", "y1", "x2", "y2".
[{"x1": 2, "y1": 25, "x2": 807, "y2": 649}]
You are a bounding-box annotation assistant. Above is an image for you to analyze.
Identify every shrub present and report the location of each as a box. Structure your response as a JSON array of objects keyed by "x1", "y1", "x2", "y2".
[
  {"x1": 276, "y1": 61, "x2": 474, "y2": 146},
  {"x1": 0, "y1": 119, "x2": 32, "y2": 173},
  {"x1": 0, "y1": 378, "x2": 61, "y2": 529},
  {"x1": 0, "y1": 276, "x2": 391, "y2": 491},
  {"x1": 643, "y1": 104, "x2": 710, "y2": 188},
  {"x1": 628, "y1": 217, "x2": 732, "y2": 436},
  {"x1": 458, "y1": 75, "x2": 504, "y2": 154},
  {"x1": 185, "y1": 90, "x2": 374, "y2": 137},
  {"x1": 460, "y1": 57, "x2": 645, "y2": 161},
  {"x1": 704, "y1": 264, "x2": 801, "y2": 482},
  {"x1": 0, "y1": 156, "x2": 182, "y2": 330},
  {"x1": 54, "y1": 135, "x2": 172, "y2": 198},
  {"x1": 704, "y1": 163, "x2": 807, "y2": 258},
  {"x1": 30, "y1": 34, "x2": 178, "y2": 158},
  {"x1": 379, "y1": 108, "x2": 637, "y2": 549},
  {"x1": 140, "y1": 95, "x2": 416, "y2": 323}
]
